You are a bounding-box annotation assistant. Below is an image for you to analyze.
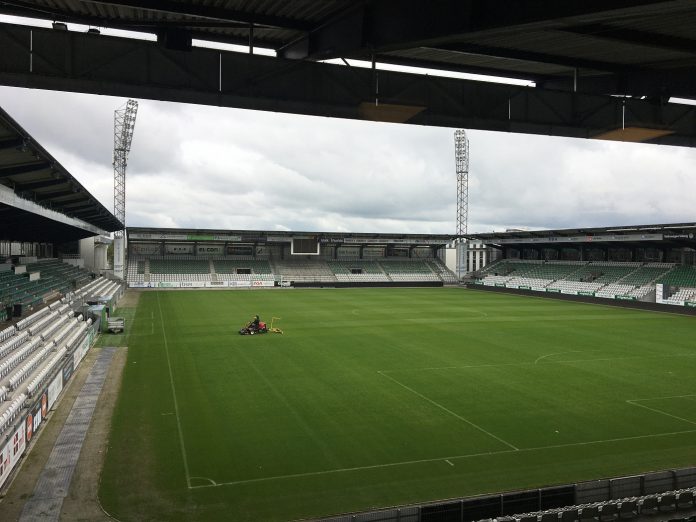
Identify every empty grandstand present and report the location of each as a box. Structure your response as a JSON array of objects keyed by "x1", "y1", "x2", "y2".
[
  {"x1": 468, "y1": 224, "x2": 696, "y2": 308},
  {"x1": 126, "y1": 228, "x2": 459, "y2": 288},
  {"x1": 0, "y1": 105, "x2": 124, "y2": 494}
]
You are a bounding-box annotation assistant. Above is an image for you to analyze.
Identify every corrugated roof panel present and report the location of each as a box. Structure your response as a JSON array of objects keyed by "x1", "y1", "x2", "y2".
[
  {"x1": 462, "y1": 30, "x2": 694, "y2": 66},
  {"x1": 385, "y1": 47, "x2": 574, "y2": 77}
]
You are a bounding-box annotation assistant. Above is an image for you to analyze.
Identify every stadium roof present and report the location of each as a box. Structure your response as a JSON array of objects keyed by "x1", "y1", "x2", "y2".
[
  {"x1": 467, "y1": 222, "x2": 696, "y2": 248},
  {"x1": 4, "y1": 0, "x2": 696, "y2": 94},
  {"x1": 0, "y1": 105, "x2": 122, "y2": 242},
  {"x1": 2, "y1": 1, "x2": 696, "y2": 146},
  {"x1": 127, "y1": 227, "x2": 455, "y2": 245}
]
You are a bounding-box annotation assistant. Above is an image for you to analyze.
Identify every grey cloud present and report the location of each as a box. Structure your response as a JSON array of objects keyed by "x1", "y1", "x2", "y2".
[{"x1": 1, "y1": 86, "x2": 695, "y2": 235}]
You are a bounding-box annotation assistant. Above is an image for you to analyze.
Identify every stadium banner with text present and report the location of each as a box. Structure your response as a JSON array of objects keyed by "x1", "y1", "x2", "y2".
[
  {"x1": 494, "y1": 233, "x2": 663, "y2": 244},
  {"x1": 129, "y1": 282, "x2": 151, "y2": 288},
  {"x1": 196, "y1": 245, "x2": 224, "y2": 255},
  {"x1": 157, "y1": 282, "x2": 181, "y2": 288},
  {"x1": 164, "y1": 244, "x2": 193, "y2": 255},
  {"x1": 578, "y1": 291, "x2": 595, "y2": 296},
  {"x1": 655, "y1": 283, "x2": 665, "y2": 304},
  {"x1": 0, "y1": 423, "x2": 26, "y2": 488},
  {"x1": 546, "y1": 288, "x2": 561, "y2": 293},
  {"x1": 47, "y1": 371, "x2": 63, "y2": 410},
  {"x1": 25, "y1": 391, "x2": 49, "y2": 445},
  {"x1": 531, "y1": 286, "x2": 546, "y2": 292},
  {"x1": 685, "y1": 302, "x2": 696, "y2": 308},
  {"x1": 342, "y1": 238, "x2": 445, "y2": 245},
  {"x1": 204, "y1": 281, "x2": 228, "y2": 288},
  {"x1": 518, "y1": 285, "x2": 530, "y2": 290},
  {"x1": 179, "y1": 282, "x2": 206, "y2": 288},
  {"x1": 228, "y1": 281, "x2": 251, "y2": 288},
  {"x1": 130, "y1": 243, "x2": 161, "y2": 256},
  {"x1": 615, "y1": 295, "x2": 636, "y2": 301},
  {"x1": 73, "y1": 335, "x2": 90, "y2": 368},
  {"x1": 251, "y1": 280, "x2": 275, "y2": 287},
  {"x1": 561, "y1": 290, "x2": 578, "y2": 295},
  {"x1": 62, "y1": 357, "x2": 75, "y2": 384},
  {"x1": 129, "y1": 233, "x2": 241, "y2": 241}
]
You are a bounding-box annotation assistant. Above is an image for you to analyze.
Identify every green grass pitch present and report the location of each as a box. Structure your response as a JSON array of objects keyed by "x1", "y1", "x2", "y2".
[{"x1": 99, "y1": 288, "x2": 696, "y2": 521}]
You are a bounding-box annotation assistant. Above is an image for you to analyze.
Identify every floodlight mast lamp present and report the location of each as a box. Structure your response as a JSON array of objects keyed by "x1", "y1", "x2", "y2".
[
  {"x1": 113, "y1": 99, "x2": 138, "y2": 238},
  {"x1": 455, "y1": 129, "x2": 469, "y2": 280}
]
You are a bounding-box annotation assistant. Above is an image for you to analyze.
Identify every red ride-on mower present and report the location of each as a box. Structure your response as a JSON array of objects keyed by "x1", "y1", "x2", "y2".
[{"x1": 239, "y1": 320, "x2": 268, "y2": 335}]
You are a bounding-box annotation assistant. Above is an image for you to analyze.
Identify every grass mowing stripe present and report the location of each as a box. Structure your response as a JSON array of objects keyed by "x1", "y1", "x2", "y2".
[
  {"x1": 232, "y1": 345, "x2": 342, "y2": 469},
  {"x1": 156, "y1": 291, "x2": 192, "y2": 489},
  {"x1": 190, "y1": 428, "x2": 696, "y2": 489},
  {"x1": 100, "y1": 288, "x2": 696, "y2": 521},
  {"x1": 377, "y1": 370, "x2": 519, "y2": 451}
]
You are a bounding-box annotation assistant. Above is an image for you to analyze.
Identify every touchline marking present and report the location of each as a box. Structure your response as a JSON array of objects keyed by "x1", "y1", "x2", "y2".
[
  {"x1": 157, "y1": 292, "x2": 192, "y2": 489},
  {"x1": 626, "y1": 399, "x2": 696, "y2": 426},
  {"x1": 188, "y1": 428, "x2": 696, "y2": 490},
  {"x1": 377, "y1": 371, "x2": 519, "y2": 451}
]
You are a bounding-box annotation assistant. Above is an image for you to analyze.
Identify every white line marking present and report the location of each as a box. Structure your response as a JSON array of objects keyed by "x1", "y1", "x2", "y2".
[
  {"x1": 377, "y1": 371, "x2": 519, "y2": 451},
  {"x1": 157, "y1": 291, "x2": 192, "y2": 489},
  {"x1": 189, "y1": 428, "x2": 696, "y2": 489},
  {"x1": 445, "y1": 459, "x2": 454, "y2": 467},
  {"x1": 534, "y1": 350, "x2": 583, "y2": 365},
  {"x1": 380, "y1": 352, "x2": 696, "y2": 374},
  {"x1": 627, "y1": 393, "x2": 696, "y2": 402},
  {"x1": 626, "y1": 399, "x2": 696, "y2": 426},
  {"x1": 190, "y1": 476, "x2": 218, "y2": 487}
]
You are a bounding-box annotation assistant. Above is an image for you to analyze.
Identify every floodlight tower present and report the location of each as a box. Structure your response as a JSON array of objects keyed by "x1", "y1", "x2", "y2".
[
  {"x1": 454, "y1": 129, "x2": 469, "y2": 279},
  {"x1": 113, "y1": 99, "x2": 138, "y2": 280}
]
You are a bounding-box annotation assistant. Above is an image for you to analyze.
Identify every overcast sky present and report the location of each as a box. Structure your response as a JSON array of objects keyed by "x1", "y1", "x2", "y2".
[{"x1": 1, "y1": 66, "x2": 695, "y2": 235}]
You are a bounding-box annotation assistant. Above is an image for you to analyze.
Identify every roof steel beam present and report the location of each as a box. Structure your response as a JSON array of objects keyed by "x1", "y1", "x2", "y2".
[
  {"x1": 430, "y1": 43, "x2": 625, "y2": 73},
  {"x1": 0, "y1": 136, "x2": 24, "y2": 150},
  {"x1": 0, "y1": 161, "x2": 51, "y2": 178},
  {"x1": 77, "y1": 1, "x2": 312, "y2": 31},
  {"x1": 13, "y1": 178, "x2": 67, "y2": 191},
  {"x1": 279, "y1": 0, "x2": 677, "y2": 60},
  {"x1": 2, "y1": 22, "x2": 696, "y2": 147},
  {"x1": 34, "y1": 189, "x2": 78, "y2": 201},
  {"x1": 558, "y1": 24, "x2": 696, "y2": 54}
]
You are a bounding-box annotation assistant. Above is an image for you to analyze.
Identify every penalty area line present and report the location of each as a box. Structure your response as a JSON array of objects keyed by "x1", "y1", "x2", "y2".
[
  {"x1": 377, "y1": 370, "x2": 519, "y2": 451},
  {"x1": 188, "y1": 428, "x2": 696, "y2": 490},
  {"x1": 626, "y1": 399, "x2": 696, "y2": 426}
]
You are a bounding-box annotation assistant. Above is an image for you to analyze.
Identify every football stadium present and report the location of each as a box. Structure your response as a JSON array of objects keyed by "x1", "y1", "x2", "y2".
[{"x1": 1, "y1": 2, "x2": 696, "y2": 522}]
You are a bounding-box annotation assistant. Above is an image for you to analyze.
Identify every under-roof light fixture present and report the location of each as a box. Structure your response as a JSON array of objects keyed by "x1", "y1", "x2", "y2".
[{"x1": 52, "y1": 21, "x2": 68, "y2": 31}]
